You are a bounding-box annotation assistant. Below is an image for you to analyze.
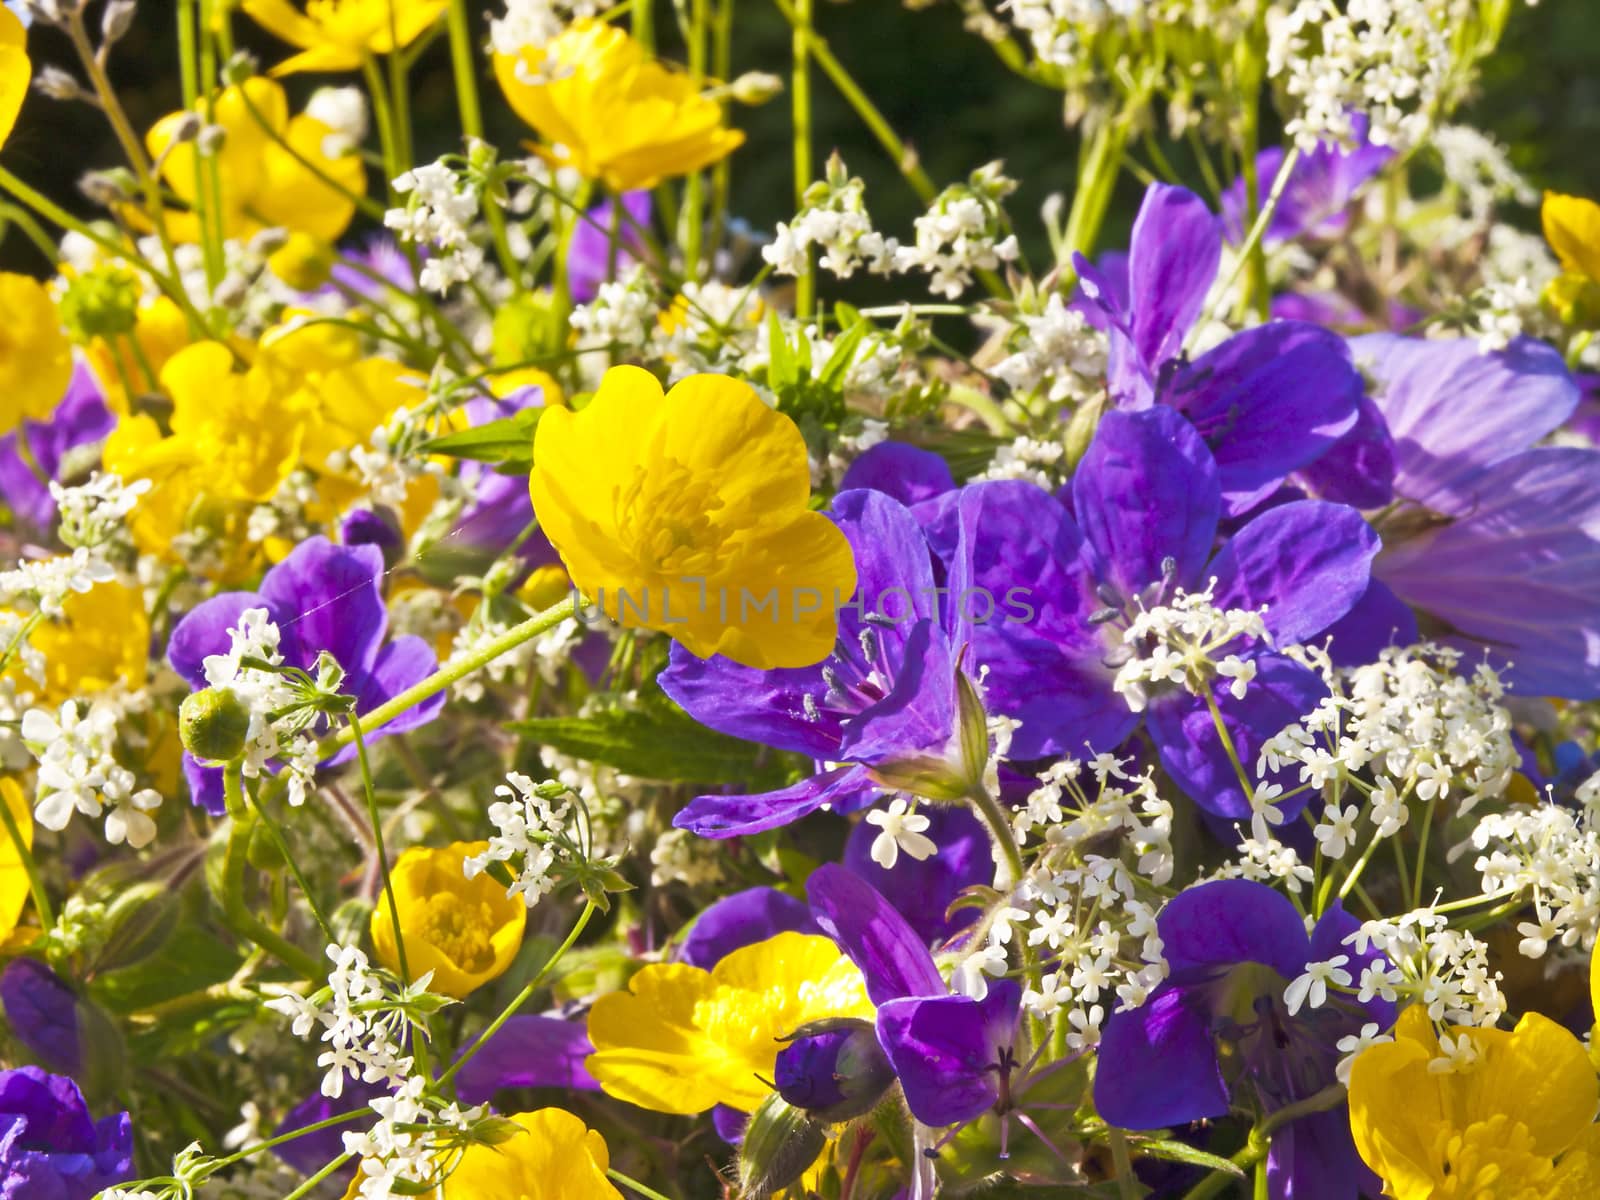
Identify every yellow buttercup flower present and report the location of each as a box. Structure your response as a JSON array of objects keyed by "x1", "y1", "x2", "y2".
[
  {"x1": 586, "y1": 931, "x2": 873, "y2": 1114},
  {"x1": 1347, "y1": 1005, "x2": 1600, "y2": 1199},
  {"x1": 9, "y1": 581, "x2": 150, "y2": 705},
  {"x1": 440, "y1": 1109, "x2": 620, "y2": 1199},
  {"x1": 0, "y1": 778, "x2": 33, "y2": 943},
  {"x1": 0, "y1": 274, "x2": 73, "y2": 437},
  {"x1": 145, "y1": 78, "x2": 364, "y2": 243},
  {"x1": 1543, "y1": 192, "x2": 1600, "y2": 284},
  {"x1": 103, "y1": 342, "x2": 304, "y2": 577},
  {"x1": 494, "y1": 21, "x2": 744, "y2": 192},
  {"x1": 529, "y1": 366, "x2": 856, "y2": 669},
  {"x1": 242, "y1": 0, "x2": 447, "y2": 75},
  {"x1": 0, "y1": 6, "x2": 30, "y2": 149},
  {"x1": 370, "y1": 842, "x2": 526, "y2": 999}
]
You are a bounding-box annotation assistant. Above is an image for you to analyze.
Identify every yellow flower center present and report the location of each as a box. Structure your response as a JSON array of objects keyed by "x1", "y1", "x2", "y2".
[
  {"x1": 1428, "y1": 1115, "x2": 1557, "y2": 1200},
  {"x1": 616, "y1": 459, "x2": 730, "y2": 577},
  {"x1": 414, "y1": 892, "x2": 497, "y2": 974}
]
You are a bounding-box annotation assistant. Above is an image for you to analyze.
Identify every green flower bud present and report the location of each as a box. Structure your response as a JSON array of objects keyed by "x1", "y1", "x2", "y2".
[
  {"x1": 492, "y1": 290, "x2": 566, "y2": 365},
  {"x1": 59, "y1": 267, "x2": 141, "y2": 341},
  {"x1": 93, "y1": 881, "x2": 179, "y2": 972},
  {"x1": 178, "y1": 687, "x2": 251, "y2": 764},
  {"x1": 738, "y1": 1094, "x2": 826, "y2": 1200}
]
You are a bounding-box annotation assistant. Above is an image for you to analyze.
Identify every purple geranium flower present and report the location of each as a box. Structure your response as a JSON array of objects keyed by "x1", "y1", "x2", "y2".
[
  {"x1": 324, "y1": 235, "x2": 418, "y2": 303},
  {"x1": 0, "y1": 363, "x2": 114, "y2": 534},
  {"x1": 677, "y1": 886, "x2": 819, "y2": 969},
  {"x1": 1096, "y1": 880, "x2": 1395, "y2": 1200},
  {"x1": 1075, "y1": 183, "x2": 1364, "y2": 513},
  {"x1": 1221, "y1": 116, "x2": 1393, "y2": 246},
  {"x1": 0, "y1": 1066, "x2": 133, "y2": 1200},
  {"x1": 166, "y1": 536, "x2": 445, "y2": 812},
  {"x1": 660, "y1": 488, "x2": 966, "y2": 838},
  {"x1": 452, "y1": 1015, "x2": 599, "y2": 1107},
  {"x1": 806, "y1": 864, "x2": 1025, "y2": 1129},
  {"x1": 843, "y1": 803, "x2": 989, "y2": 946},
  {"x1": 272, "y1": 1073, "x2": 388, "y2": 1179},
  {"x1": 956, "y1": 409, "x2": 1379, "y2": 821},
  {"x1": 0, "y1": 961, "x2": 81, "y2": 1075},
  {"x1": 568, "y1": 190, "x2": 651, "y2": 304},
  {"x1": 1351, "y1": 334, "x2": 1600, "y2": 697}
]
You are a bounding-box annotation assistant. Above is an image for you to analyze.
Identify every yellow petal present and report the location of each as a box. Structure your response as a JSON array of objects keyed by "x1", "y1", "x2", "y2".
[
  {"x1": 442, "y1": 1109, "x2": 620, "y2": 1200},
  {"x1": 586, "y1": 961, "x2": 732, "y2": 1114},
  {"x1": 1543, "y1": 192, "x2": 1600, "y2": 283},
  {"x1": 0, "y1": 778, "x2": 34, "y2": 941},
  {"x1": 240, "y1": 0, "x2": 321, "y2": 51},
  {"x1": 252, "y1": 115, "x2": 364, "y2": 242},
  {"x1": 0, "y1": 273, "x2": 73, "y2": 434},
  {"x1": 1550, "y1": 1123, "x2": 1600, "y2": 1200},
  {"x1": 369, "y1": 841, "x2": 526, "y2": 999},
  {"x1": 1458, "y1": 1011, "x2": 1598, "y2": 1157},
  {"x1": 0, "y1": 38, "x2": 30, "y2": 151},
  {"x1": 1347, "y1": 1007, "x2": 1446, "y2": 1193}
]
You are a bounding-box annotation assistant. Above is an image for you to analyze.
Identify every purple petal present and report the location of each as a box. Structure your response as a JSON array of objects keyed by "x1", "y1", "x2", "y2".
[
  {"x1": 1166, "y1": 323, "x2": 1363, "y2": 513},
  {"x1": 1320, "y1": 580, "x2": 1417, "y2": 669},
  {"x1": 946, "y1": 480, "x2": 1134, "y2": 759},
  {"x1": 1222, "y1": 118, "x2": 1393, "y2": 245},
  {"x1": 1297, "y1": 394, "x2": 1396, "y2": 510},
  {"x1": 837, "y1": 620, "x2": 956, "y2": 765},
  {"x1": 0, "y1": 364, "x2": 113, "y2": 531},
  {"x1": 659, "y1": 647, "x2": 840, "y2": 761},
  {"x1": 452, "y1": 1015, "x2": 598, "y2": 1105},
  {"x1": 182, "y1": 754, "x2": 226, "y2": 815},
  {"x1": 272, "y1": 1074, "x2": 387, "y2": 1177},
  {"x1": 355, "y1": 636, "x2": 443, "y2": 734},
  {"x1": 842, "y1": 804, "x2": 989, "y2": 945},
  {"x1": 875, "y1": 981, "x2": 1021, "y2": 1127},
  {"x1": 838, "y1": 442, "x2": 955, "y2": 507},
  {"x1": 677, "y1": 887, "x2": 820, "y2": 969},
  {"x1": 568, "y1": 190, "x2": 650, "y2": 304},
  {"x1": 1126, "y1": 184, "x2": 1222, "y2": 379},
  {"x1": 674, "y1": 765, "x2": 877, "y2": 839},
  {"x1": 1146, "y1": 654, "x2": 1327, "y2": 820},
  {"x1": 1376, "y1": 447, "x2": 1600, "y2": 697},
  {"x1": 259, "y1": 537, "x2": 387, "y2": 678},
  {"x1": 166, "y1": 591, "x2": 274, "y2": 691},
  {"x1": 1095, "y1": 982, "x2": 1231, "y2": 1129},
  {"x1": 1352, "y1": 334, "x2": 1578, "y2": 513},
  {"x1": 1158, "y1": 879, "x2": 1310, "y2": 979},
  {"x1": 1208, "y1": 500, "x2": 1379, "y2": 645},
  {"x1": 1073, "y1": 408, "x2": 1221, "y2": 598},
  {"x1": 1266, "y1": 1107, "x2": 1375, "y2": 1200},
  {"x1": 806, "y1": 863, "x2": 943, "y2": 1005},
  {"x1": 0, "y1": 960, "x2": 80, "y2": 1074}
]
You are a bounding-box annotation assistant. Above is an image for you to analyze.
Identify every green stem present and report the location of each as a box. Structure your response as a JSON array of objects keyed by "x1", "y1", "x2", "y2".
[
  {"x1": 318, "y1": 598, "x2": 577, "y2": 760},
  {"x1": 1199, "y1": 679, "x2": 1255, "y2": 807},
  {"x1": 1411, "y1": 793, "x2": 1438, "y2": 910},
  {"x1": 219, "y1": 763, "x2": 320, "y2": 978},
  {"x1": 363, "y1": 55, "x2": 401, "y2": 202},
  {"x1": 1179, "y1": 1139, "x2": 1265, "y2": 1200},
  {"x1": 350, "y1": 712, "x2": 409, "y2": 984},
  {"x1": 243, "y1": 786, "x2": 337, "y2": 945},
  {"x1": 437, "y1": 899, "x2": 598, "y2": 1091},
  {"x1": 682, "y1": 0, "x2": 710, "y2": 281},
  {"x1": 1058, "y1": 115, "x2": 1128, "y2": 273},
  {"x1": 447, "y1": 0, "x2": 518, "y2": 286},
  {"x1": 1108, "y1": 1128, "x2": 1138, "y2": 1200},
  {"x1": 770, "y1": 0, "x2": 937, "y2": 205},
  {"x1": 210, "y1": 1108, "x2": 368, "y2": 1171},
  {"x1": 0, "y1": 788, "x2": 50, "y2": 929},
  {"x1": 608, "y1": 1169, "x2": 676, "y2": 1200},
  {"x1": 282, "y1": 1152, "x2": 352, "y2": 1200},
  {"x1": 789, "y1": 0, "x2": 814, "y2": 319},
  {"x1": 966, "y1": 783, "x2": 1024, "y2": 891},
  {"x1": 1214, "y1": 145, "x2": 1303, "y2": 324}
]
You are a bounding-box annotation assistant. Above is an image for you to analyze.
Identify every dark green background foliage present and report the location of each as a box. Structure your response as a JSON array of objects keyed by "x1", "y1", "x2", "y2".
[{"x1": 3, "y1": 0, "x2": 1592, "y2": 275}]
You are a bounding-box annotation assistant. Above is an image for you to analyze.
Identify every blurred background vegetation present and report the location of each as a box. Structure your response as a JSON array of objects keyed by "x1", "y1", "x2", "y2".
[{"x1": 3, "y1": 0, "x2": 1594, "y2": 277}]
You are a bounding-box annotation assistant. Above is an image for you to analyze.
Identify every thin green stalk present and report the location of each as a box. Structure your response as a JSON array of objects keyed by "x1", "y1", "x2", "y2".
[
  {"x1": 282, "y1": 1152, "x2": 352, "y2": 1200},
  {"x1": 771, "y1": 0, "x2": 937, "y2": 205},
  {"x1": 386, "y1": 3, "x2": 414, "y2": 177},
  {"x1": 0, "y1": 789, "x2": 50, "y2": 929},
  {"x1": 438, "y1": 899, "x2": 598, "y2": 1090},
  {"x1": 350, "y1": 713, "x2": 407, "y2": 983},
  {"x1": 219, "y1": 763, "x2": 321, "y2": 978},
  {"x1": 1199, "y1": 679, "x2": 1254, "y2": 806},
  {"x1": 708, "y1": 0, "x2": 734, "y2": 256},
  {"x1": 363, "y1": 55, "x2": 401, "y2": 201},
  {"x1": 1179, "y1": 1139, "x2": 1264, "y2": 1200},
  {"x1": 789, "y1": 0, "x2": 815, "y2": 318},
  {"x1": 682, "y1": 0, "x2": 710, "y2": 280},
  {"x1": 319, "y1": 599, "x2": 577, "y2": 760},
  {"x1": 633, "y1": 0, "x2": 654, "y2": 48},
  {"x1": 1213, "y1": 145, "x2": 1302, "y2": 324},
  {"x1": 211, "y1": 1108, "x2": 368, "y2": 1171},
  {"x1": 966, "y1": 783, "x2": 1025, "y2": 891},
  {"x1": 446, "y1": 0, "x2": 518, "y2": 285},
  {"x1": 608, "y1": 1169, "x2": 676, "y2": 1200},
  {"x1": 1108, "y1": 1128, "x2": 1138, "y2": 1200},
  {"x1": 1412, "y1": 793, "x2": 1438, "y2": 910},
  {"x1": 244, "y1": 787, "x2": 337, "y2": 945}
]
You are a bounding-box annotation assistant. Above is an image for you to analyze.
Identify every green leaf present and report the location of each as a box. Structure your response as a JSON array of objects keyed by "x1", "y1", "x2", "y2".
[
  {"x1": 817, "y1": 319, "x2": 869, "y2": 390},
  {"x1": 510, "y1": 689, "x2": 794, "y2": 786},
  {"x1": 1135, "y1": 1137, "x2": 1247, "y2": 1176},
  {"x1": 419, "y1": 409, "x2": 543, "y2": 469}
]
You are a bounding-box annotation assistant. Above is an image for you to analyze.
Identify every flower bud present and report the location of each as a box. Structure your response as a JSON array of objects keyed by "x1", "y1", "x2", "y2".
[
  {"x1": 774, "y1": 1018, "x2": 895, "y2": 1123},
  {"x1": 59, "y1": 266, "x2": 140, "y2": 339},
  {"x1": 94, "y1": 882, "x2": 179, "y2": 972},
  {"x1": 268, "y1": 231, "x2": 335, "y2": 291},
  {"x1": 100, "y1": 0, "x2": 136, "y2": 44},
  {"x1": 222, "y1": 50, "x2": 259, "y2": 85},
  {"x1": 178, "y1": 687, "x2": 252, "y2": 764},
  {"x1": 737, "y1": 1094, "x2": 826, "y2": 1200},
  {"x1": 729, "y1": 71, "x2": 784, "y2": 106},
  {"x1": 33, "y1": 66, "x2": 84, "y2": 102}
]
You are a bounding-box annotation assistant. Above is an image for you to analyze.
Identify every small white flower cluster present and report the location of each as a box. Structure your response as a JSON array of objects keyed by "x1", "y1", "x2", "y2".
[
  {"x1": 973, "y1": 435, "x2": 1068, "y2": 490},
  {"x1": 346, "y1": 402, "x2": 441, "y2": 512},
  {"x1": 989, "y1": 292, "x2": 1108, "y2": 405},
  {"x1": 265, "y1": 944, "x2": 423, "y2": 1101},
  {"x1": 386, "y1": 161, "x2": 484, "y2": 293},
  {"x1": 1269, "y1": 0, "x2": 1456, "y2": 152},
  {"x1": 1013, "y1": 755, "x2": 1176, "y2": 886},
  {"x1": 343, "y1": 1076, "x2": 486, "y2": 1200},
  {"x1": 898, "y1": 163, "x2": 1021, "y2": 298},
  {"x1": 570, "y1": 265, "x2": 659, "y2": 355},
  {"x1": 650, "y1": 826, "x2": 724, "y2": 888},
  {"x1": 21, "y1": 697, "x2": 162, "y2": 847},
  {"x1": 1472, "y1": 801, "x2": 1600, "y2": 962},
  {"x1": 999, "y1": 0, "x2": 1145, "y2": 73},
  {"x1": 819, "y1": 418, "x2": 890, "y2": 487},
  {"x1": 306, "y1": 86, "x2": 369, "y2": 158},
  {"x1": 200, "y1": 608, "x2": 323, "y2": 806},
  {"x1": 864, "y1": 797, "x2": 937, "y2": 869},
  {"x1": 763, "y1": 156, "x2": 899, "y2": 280},
  {"x1": 1432, "y1": 124, "x2": 1537, "y2": 225},
  {"x1": 489, "y1": 0, "x2": 614, "y2": 56},
  {"x1": 1217, "y1": 831, "x2": 1317, "y2": 892},
  {"x1": 464, "y1": 771, "x2": 592, "y2": 907},
  {"x1": 1112, "y1": 583, "x2": 1271, "y2": 713},
  {"x1": 1347, "y1": 909, "x2": 1507, "y2": 1027},
  {"x1": 50, "y1": 471, "x2": 150, "y2": 552},
  {"x1": 1260, "y1": 643, "x2": 1517, "y2": 825},
  {"x1": 654, "y1": 280, "x2": 766, "y2": 381},
  {"x1": 1465, "y1": 274, "x2": 1540, "y2": 353},
  {"x1": 0, "y1": 548, "x2": 115, "y2": 617}
]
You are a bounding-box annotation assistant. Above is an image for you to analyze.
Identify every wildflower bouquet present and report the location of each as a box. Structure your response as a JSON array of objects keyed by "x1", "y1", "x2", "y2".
[{"x1": 0, "y1": 0, "x2": 1597, "y2": 1197}]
